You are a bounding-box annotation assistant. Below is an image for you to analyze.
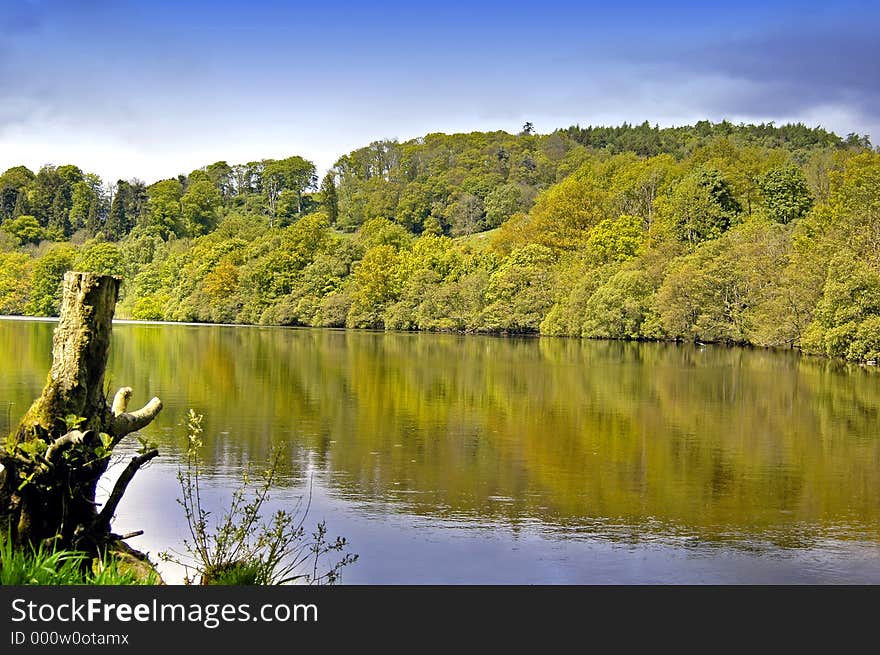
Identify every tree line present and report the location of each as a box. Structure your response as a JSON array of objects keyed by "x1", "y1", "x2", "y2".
[{"x1": 1, "y1": 120, "x2": 878, "y2": 362}]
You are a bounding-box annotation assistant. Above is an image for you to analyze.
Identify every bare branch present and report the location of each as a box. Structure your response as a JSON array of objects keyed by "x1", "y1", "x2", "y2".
[
  {"x1": 45, "y1": 430, "x2": 94, "y2": 463},
  {"x1": 91, "y1": 448, "x2": 159, "y2": 532}
]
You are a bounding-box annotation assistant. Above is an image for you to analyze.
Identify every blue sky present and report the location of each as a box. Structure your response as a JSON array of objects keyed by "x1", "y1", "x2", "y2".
[{"x1": 0, "y1": 0, "x2": 877, "y2": 183}]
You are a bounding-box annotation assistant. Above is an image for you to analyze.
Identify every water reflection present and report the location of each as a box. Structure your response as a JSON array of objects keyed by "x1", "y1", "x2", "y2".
[{"x1": 2, "y1": 318, "x2": 880, "y2": 582}]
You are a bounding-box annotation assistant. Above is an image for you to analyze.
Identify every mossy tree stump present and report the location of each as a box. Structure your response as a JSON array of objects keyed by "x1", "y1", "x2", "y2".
[{"x1": 0, "y1": 272, "x2": 163, "y2": 558}]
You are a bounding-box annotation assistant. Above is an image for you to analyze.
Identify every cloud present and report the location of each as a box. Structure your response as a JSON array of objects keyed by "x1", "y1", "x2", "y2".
[
  {"x1": 654, "y1": 28, "x2": 880, "y2": 122},
  {"x1": 2, "y1": 4, "x2": 877, "y2": 185}
]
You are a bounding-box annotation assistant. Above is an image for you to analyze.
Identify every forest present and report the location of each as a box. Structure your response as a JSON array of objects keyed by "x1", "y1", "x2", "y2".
[{"x1": 1, "y1": 120, "x2": 878, "y2": 363}]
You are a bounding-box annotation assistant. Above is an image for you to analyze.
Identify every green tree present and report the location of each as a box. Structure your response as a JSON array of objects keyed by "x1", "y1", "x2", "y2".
[
  {"x1": 659, "y1": 169, "x2": 740, "y2": 245},
  {"x1": 0, "y1": 252, "x2": 31, "y2": 313},
  {"x1": 146, "y1": 179, "x2": 184, "y2": 238},
  {"x1": 205, "y1": 161, "x2": 234, "y2": 198},
  {"x1": 347, "y1": 245, "x2": 405, "y2": 328},
  {"x1": 652, "y1": 223, "x2": 787, "y2": 343},
  {"x1": 585, "y1": 214, "x2": 645, "y2": 264},
  {"x1": 105, "y1": 184, "x2": 130, "y2": 241},
  {"x1": 758, "y1": 165, "x2": 814, "y2": 223},
  {"x1": 422, "y1": 216, "x2": 444, "y2": 236},
  {"x1": 275, "y1": 189, "x2": 301, "y2": 223},
  {"x1": 262, "y1": 156, "x2": 317, "y2": 222},
  {"x1": 395, "y1": 182, "x2": 432, "y2": 233},
  {"x1": 68, "y1": 173, "x2": 107, "y2": 235},
  {"x1": 540, "y1": 258, "x2": 609, "y2": 337},
  {"x1": 358, "y1": 217, "x2": 412, "y2": 250},
  {"x1": 320, "y1": 172, "x2": 339, "y2": 225},
  {"x1": 383, "y1": 270, "x2": 442, "y2": 330},
  {"x1": 482, "y1": 244, "x2": 556, "y2": 332},
  {"x1": 74, "y1": 242, "x2": 125, "y2": 276},
  {"x1": 29, "y1": 165, "x2": 62, "y2": 227},
  {"x1": 524, "y1": 163, "x2": 611, "y2": 250},
  {"x1": 484, "y1": 183, "x2": 523, "y2": 229},
  {"x1": 105, "y1": 180, "x2": 146, "y2": 240},
  {"x1": 609, "y1": 154, "x2": 677, "y2": 232},
  {"x1": 447, "y1": 192, "x2": 484, "y2": 236},
  {"x1": 29, "y1": 164, "x2": 83, "y2": 238},
  {"x1": 2, "y1": 214, "x2": 43, "y2": 245},
  {"x1": 0, "y1": 165, "x2": 35, "y2": 220},
  {"x1": 181, "y1": 180, "x2": 222, "y2": 236},
  {"x1": 802, "y1": 255, "x2": 880, "y2": 360},
  {"x1": 25, "y1": 244, "x2": 75, "y2": 316},
  {"x1": 582, "y1": 269, "x2": 655, "y2": 339}
]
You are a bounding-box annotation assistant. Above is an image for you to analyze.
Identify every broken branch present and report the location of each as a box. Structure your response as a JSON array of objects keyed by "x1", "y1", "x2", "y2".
[
  {"x1": 45, "y1": 430, "x2": 94, "y2": 463},
  {"x1": 91, "y1": 448, "x2": 159, "y2": 532},
  {"x1": 110, "y1": 397, "x2": 163, "y2": 441}
]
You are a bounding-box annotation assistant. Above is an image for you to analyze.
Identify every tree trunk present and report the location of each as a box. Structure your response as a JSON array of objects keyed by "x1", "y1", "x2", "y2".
[{"x1": 1, "y1": 272, "x2": 163, "y2": 558}]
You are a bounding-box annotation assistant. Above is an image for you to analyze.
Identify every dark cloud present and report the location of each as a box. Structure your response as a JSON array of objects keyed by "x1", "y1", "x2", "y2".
[{"x1": 666, "y1": 28, "x2": 880, "y2": 117}]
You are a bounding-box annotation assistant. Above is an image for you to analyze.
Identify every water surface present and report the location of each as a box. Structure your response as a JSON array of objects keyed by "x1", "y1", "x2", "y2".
[{"x1": 2, "y1": 318, "x2": 879, "y2": 583}]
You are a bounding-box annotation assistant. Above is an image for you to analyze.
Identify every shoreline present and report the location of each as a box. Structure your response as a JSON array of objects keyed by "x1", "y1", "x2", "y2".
[{"x1": 1, "y1": 314, "x2": 876, "y2": 368}]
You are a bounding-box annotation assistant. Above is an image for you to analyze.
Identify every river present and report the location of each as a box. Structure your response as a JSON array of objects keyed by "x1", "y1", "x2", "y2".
[{"x1": 2, "y1": 317, "x2": 879, "y2": 583}]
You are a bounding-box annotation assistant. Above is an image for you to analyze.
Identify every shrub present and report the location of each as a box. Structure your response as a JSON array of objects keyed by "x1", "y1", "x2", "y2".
[{"x1": 162, "y1": 411, "x2": 357, "y2": 585}]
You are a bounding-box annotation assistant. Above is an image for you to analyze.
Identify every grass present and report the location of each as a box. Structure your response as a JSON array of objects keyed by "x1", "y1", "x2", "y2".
[
  {"x1": 453, "y1": 228, "x2": 499, "y2": 251},
  {"x1": 0, "y1": 533, "x2": 158, "y2": 585}
]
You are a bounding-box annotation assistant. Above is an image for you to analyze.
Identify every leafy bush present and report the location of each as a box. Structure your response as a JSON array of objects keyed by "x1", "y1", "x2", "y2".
[{"x1": 162, "y1": 411, "x2": 357, "y2": 585}]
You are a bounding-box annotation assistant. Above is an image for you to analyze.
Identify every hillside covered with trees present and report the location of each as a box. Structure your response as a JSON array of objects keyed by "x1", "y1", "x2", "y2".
[{"x1": 1, "y1": 120, "x2": 878, "y2": 363}]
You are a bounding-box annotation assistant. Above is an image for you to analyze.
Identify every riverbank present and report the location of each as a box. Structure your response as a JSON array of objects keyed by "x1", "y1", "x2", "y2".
[{"x1": 3, "y1": 313, "x2": 877, "y2": 370}]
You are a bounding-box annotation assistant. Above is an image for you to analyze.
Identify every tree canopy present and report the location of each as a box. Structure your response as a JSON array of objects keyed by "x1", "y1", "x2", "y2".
[{"x1": 1, "y1": 120, "x2": 877, "y2": 362}]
